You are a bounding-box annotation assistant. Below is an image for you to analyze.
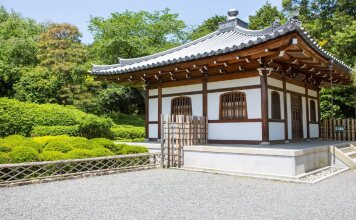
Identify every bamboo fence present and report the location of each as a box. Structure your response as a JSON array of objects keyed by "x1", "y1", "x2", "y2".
[
  {"x1": 321, "y1": 119, "x2": 356, "y2": 141},
  {"x1": 0, "y1": 153, "x2": 161, "y2": 186}
]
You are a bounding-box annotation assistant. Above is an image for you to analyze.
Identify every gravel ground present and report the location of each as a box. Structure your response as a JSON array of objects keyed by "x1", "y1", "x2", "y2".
[{"x1": 1, "y1": 169, "x2": 355, "y2": 220}]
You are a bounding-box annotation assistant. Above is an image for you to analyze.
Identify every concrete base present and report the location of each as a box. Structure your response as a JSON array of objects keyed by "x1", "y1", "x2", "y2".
[{"x1": 125, "y1": 141, "x2": 351, "y2": 177}]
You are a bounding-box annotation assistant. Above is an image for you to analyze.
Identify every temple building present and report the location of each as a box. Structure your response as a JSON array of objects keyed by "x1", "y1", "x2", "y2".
[{"x1": 90, "y1": 9, "x2": 352, "y2": 145}]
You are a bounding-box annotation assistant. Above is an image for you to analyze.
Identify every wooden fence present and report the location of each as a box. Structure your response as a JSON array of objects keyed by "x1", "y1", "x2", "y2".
[
  {"x1": 0, "y1": 153, "x2": 161, "y2": 187},
  {"x1": 161, "y1": 115, "x2": 208, "y2": 168},
  {"x1": 321, "y1": 119, "x2": 356, "y2": 141}
]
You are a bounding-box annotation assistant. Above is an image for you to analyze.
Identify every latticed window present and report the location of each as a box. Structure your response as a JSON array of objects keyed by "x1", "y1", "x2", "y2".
[
  {"x1": 310, "y1": 100, "x2": 316, "y2": 121},
  {"x1": 171, "y1": 96, "x2": 192, "y2": 115},
  {"x1": 271, "y1": 91, "x2": 281, "y2": 119},
  {"x1": 220, "y1": 92, "x2": 247, "y2": 120}
]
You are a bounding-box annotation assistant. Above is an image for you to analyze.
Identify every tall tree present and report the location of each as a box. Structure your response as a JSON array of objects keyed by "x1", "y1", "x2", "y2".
[
  {"x1": 0, "y1": 6, "x2": 42, "y2": 97},
  {"x1": 249, "y1": 2, "x2": 286, "y2": 30},
  {"x1": 89, "y1": 9, "x2": 187, "y2": 64},
  {"x1": 189, "y1": 15, "x2": 226, "y2": 40}
]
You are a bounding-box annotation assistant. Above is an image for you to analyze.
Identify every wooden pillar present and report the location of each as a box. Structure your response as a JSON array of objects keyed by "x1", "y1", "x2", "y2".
[
  {"x1": 202, "y1": 78, "x2": 208, "y2": 117},
  {"x1": 283, "y1": 77, "x2": 289, "y2": 142},
  {"x1": 259, "y1": 69, "x2": 270, "y2": 144},
  {"x1": 158, "y1": 84, "x2": 162, "y2": 140},
  {"x1": 305, "y1": 83, "x2": 310, "y2": 140},
  {"x1": 145, "y1": 87, "x2": 149, "y2": 139},
  {"x1": 317, "y1": 89, "x2": 321, "y2": 139}
]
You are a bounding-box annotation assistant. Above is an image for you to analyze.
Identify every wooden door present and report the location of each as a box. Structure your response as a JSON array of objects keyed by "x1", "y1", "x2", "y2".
[{"x1": 291, "y1": 95, "x2": 303, "y2": 139}]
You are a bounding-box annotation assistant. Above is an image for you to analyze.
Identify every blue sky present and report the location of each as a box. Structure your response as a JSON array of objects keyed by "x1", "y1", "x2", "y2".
[{"x1": 1, "y1": 0, "x2": 282, "y2": 44}]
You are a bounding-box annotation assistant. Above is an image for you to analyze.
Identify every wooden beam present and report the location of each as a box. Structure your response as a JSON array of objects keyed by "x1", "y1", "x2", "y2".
[
  {"x1": 202, "y1": 77, "x2": 208, "y2": 117},
  {"x1": 305, "y1": 83, "x2": 310, "y2": 139},
  {"x1": 283, "y1": 76, "x2": 289, "y2": 142},
  {"x1": 157, "y1": 85, "x2": 162, "y2": 140},
  {"x1": 260, "y1": 69, "x2": 270, "y2": 144}
]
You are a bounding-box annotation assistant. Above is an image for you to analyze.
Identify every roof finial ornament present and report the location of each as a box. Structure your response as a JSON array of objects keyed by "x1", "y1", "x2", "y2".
[
  {"x1": 227, "y1": 9, "x2": 239, "y2": 20},
  {"x1": 288, "y1": 10, "x2": 302, "y2": 28},
  {"x1": 272, "y1": 17, "x2": 281, "y2": 30}
]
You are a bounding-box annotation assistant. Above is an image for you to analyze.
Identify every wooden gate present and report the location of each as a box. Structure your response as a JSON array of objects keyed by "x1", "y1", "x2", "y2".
[
  {"x1": 321, "y1": 119, "x2": 356, "y2": 141},
  {"x1": 161, "y1": 115, "x2": 208, "y2": 168}
]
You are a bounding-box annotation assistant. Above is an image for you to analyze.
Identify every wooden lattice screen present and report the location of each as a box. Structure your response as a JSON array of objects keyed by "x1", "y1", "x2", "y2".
[
  {"x1": 220, "y1": 92, "x2": 247, "y2": 120},
  {"x1": 321, "y1": 119, "x2": 356, "y2": 141},
  {"x1": 161, "y1": 115, "x2": 208, "y2": 168}
]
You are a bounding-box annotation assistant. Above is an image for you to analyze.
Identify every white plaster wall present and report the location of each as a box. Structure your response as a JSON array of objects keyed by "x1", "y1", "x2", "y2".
[
  {"x1": 207, "y1": 77, "x2": 260, "y2": 90},
  {"x1": 302, "y1": 96, "x2": 307, "y2": 138},
  {"x1": 286, "y1": 83, "x2": 305, "y2": 94},
  {"x1": 148, "y1": 124, "x2": 158, "y2": 139},
  {"x1": 208, "y1": 122, "x2": 262, "y2": 140},
  {"x1": 162, "y1": 83, "x2": 201, "y2": 94},
  {"x1": 310, "y1": 124, "x2": 319, "y2": 138},
  {"x1": 287, "y1": 93, "x2": 292, "y2": 139},
  {"x1": 267, "y1": 77, "x2": 283, "y2": 88},
  {"x1": 308, "y1": 89, "x2": 317, "y2": 97},
  {"x1": 268, "y1": 89, "x2": 284, "y2": 119},
  {"x1": 148, "y1": 98, "x2": 158, "y2": 121},
  {"x1": 269, "y1": 122, "x2": 285, "y2": 140},
  {"x1": 162, "y1": 94, "x2": 203, "y2": 116},
  {"x1": 208, "y1": 88, "x2": 261, "y2": 120},
  {"x1": 149, "y1": 89, "x2": 158, "y2": 96}
]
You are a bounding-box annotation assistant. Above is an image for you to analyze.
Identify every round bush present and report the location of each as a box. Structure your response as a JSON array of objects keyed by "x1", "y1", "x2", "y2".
[
  {"x1": 70, "y1": 137, "x2": 92, "y2": 149},
  {"x1": 9, "y1": 146, "x2": 39, "y2": 163},
  {"x1": 78, "y1": 115, "x2": 113, "y2": 139},
  {"x1": 117, "y1": 144, "x2": 148, "y2": 155},
  {"x1": 111, "y1": 125, "x2": 145, "y2": 139},
  {"x1": 64, "y1": 149, "x2": 96, "y2": 159},
  {"x1": 0, "y1": 145, "x2": 12, "y2": 153},
  {"x1": 90, "y1": 138, "x2": 115, "y2": 150},
  {"x1": 39, "y1": 151, "x2": 65, "y2": 161},
  {"x1": 31, "y1": 126, "x2": 79, "y2": 137},
  {"x1": 91, "y1": 148, "x2": 114, "y2": 157},
  {"x1": 32, "y1": 135, "x2": 71, "y2": 146},
  {"x1": 1, "y1": 135, "x2": 43, "y2": 152},
  {"x1": 0, "y1": 152, "x2": 10, "y2": 164},
  {"x1": 44, "y1": 140, "x2": 73, "y2": 153}
]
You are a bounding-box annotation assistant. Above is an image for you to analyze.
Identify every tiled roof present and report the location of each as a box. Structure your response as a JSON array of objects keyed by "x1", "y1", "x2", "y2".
[{"x1": 91, "y1": 13, "x2": 352, "y2": 75}]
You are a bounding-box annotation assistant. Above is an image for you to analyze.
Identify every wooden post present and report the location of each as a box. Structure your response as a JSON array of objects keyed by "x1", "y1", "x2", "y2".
[
  {"x1": 259, "y1": 68, "x2": 270, "y2": 144},
  {"x1": 145, "y1": 87, "x2": 149, "y2": 139},
  {"x1": 283, "y1": 76, "x2": 289, "y2": 142},
  {"x1": 202, "y1": 77, "x2": 208, "y2": 117},
  {"x1": 305, "y1": 83, "x2": 310, "y2": 140},
  {"x1": 317, "y1": 90, "x2": 321, "y2": 139},
  {"x1": 158, "y1": 84, "x2": 162, "y2": 140}
]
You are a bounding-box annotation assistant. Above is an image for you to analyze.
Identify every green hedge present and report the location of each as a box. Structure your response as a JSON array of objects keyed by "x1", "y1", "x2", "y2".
[
  {"x1": 31, "y1": 126, "x2": 79, "y2": 137},
  {"x1": 106, "y1": 113, "x2": 145, "y2": 127},
  {"x1": 0, "y1": 98, "x2": 114, "y2": 139},
  {"x1": 0, "y1": 135, "x2": 148, "y2": 164},
  {"x1": 111, "y1": 125, "x2": 145, "y2": 140}
]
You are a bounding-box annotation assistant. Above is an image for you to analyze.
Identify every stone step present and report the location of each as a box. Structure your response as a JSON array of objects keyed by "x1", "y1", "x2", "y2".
[
  {"x1": 345, "y1": 151, "x2": 356, "y2": 159},
  {"x1": 340, "y1": 146, "x2": 355, "y2": 153}
]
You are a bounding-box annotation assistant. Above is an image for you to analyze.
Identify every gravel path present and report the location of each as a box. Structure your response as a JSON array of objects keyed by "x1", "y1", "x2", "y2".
[{"x1": 1, "y1": 169, "x2": 355, "y2": 220}]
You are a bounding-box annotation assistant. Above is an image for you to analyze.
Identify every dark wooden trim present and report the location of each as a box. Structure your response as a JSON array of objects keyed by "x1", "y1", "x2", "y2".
[
  {"x1": 208, "y1": 84, "x2": 261, "y2": 94},
  {"x1": 208, "y1": 139, "x2": 262, "y2": 145},
  {"x1": 145, "y1": 88, "x2": 149, "y2": 139},
  {"x1": 271, "y1": 91, "x2": 281, "y2": 120},
  {"x1": 309, "y1": 121, "x2": 319, "y2": 125},
  {"x1": 202, "y1": 78, "x2": 208, "y2": 117},
  {"x1": 149, "y1": 95, "x2": 159, "y2": 99},
  {"x1": 269, "y1": 119, "x2": 285, "y2": 123},
  {"x1": 269, "y1": 140, "x2": 288, "y2": 144},
  {"x1": 219, "y1": 91, "x2": 248, "y2": 120},
  {"x1": 267, "y1": 85, "x2": 316, "y2": 99},
  {"x1": 162, "y1": 90, "x2": 202, "y2": 98},
  {"x1": 157, "y1": 84, "x2": 162, "y2": 139},
  {"x1": 260, "y1": 70, "x2": 269, "y2": 143},
  {"x1": 283, "y1": 77, "x2": 289, "y2": 141},
  {"x1": 208, "y1": 119, "x2": 262, "y2": 123},
  {"x1": 148, "y1": 138, "x2": 158, "y2": 142},
  {"x1": 171, "y1": 96, "x2": 192, "y2": 115},
  {"x1": 317, "y1": 90, "x2": 321, "y2": 138},
  {"x1": 148, "y1": 121, "x2": 158, "y2": 124},
  {"x1": 305, "y1": 83, "x2": 310, "y2": 139}
]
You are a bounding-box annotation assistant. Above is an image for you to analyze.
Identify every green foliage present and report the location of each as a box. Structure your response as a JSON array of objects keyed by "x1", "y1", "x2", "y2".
[
  {"x1": 89, "y1": 9, "x2": 187, "y2": 64},
  {"x1": 44, "y1": 140, "x2": 73, "y2": 153},
  {"x1": 111, "y1": 125, "x2": 145, "y2": 140},
  {"x1": 39, "y1": 151, "x2": 65, "y2": 161},
  {"x1": 0, "y1": 145, "x2": 11, "y2": 152},
  {"x1": 31, "y1": 126, "x2": 79, "y2": 137},
  {"x1": 9, "y1": 146, "x2": 39, "y2": 163},
  {"x1": 0, "y1": 135, "x2": 43, "y2": 152},
  {"x1": 64, "y1": 149, "x2": 95, "y2": 159},
  {"x1": 118, "y1": 145, "x2": 148, "y2": 154},
  {"x1": 190, "y1": 15, "x2": 226, "y2": 40},
  {"x1": 249, "y1": 2, "x2": 286, "y2": 30},
  {"x1": 91, "y1": 147, "x2": 114, "y2": 157},
  {"x1": 106, "y1": 112, "x2": 145, "y2": 127},
  {"x1": 78, "y1": 115, "x2": 113, "y2": 139},
  {"x1": 0, "y1": 152, "x2": 10, "y2": 164},
  {"x1": 89, "y1": 138, "x2": 115, "y2": 150}
]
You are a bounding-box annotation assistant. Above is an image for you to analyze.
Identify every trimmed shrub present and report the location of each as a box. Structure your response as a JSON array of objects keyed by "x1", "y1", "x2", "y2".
[
  {"x1": 65, "y1": 149, "x2": 95, "y2": 159},
  {"x1": 39, "y1": 151, "x2": 65, "y2": 161},
  {"x1": 31, "y1": 126, "x2": 79, "y2": 137},
  {"x1": 0, "y1": 135, "x2": 43, "y2": 152},
  {"x1": 115, "y1": 138, "x2": 145, "y2": 143},
  {"x1": 0, "y1": 145, "x2": 12, "y2": 152},
  {"x1": 119, "y1": 145, "x2": 148, "y2": 155},
  {"x1": 44, "y1": 140, "x2": 73, "y2": 153},
  {"x1": 106, "y1": 113, "x2": 145, "y2": 127},
  {"x1": 78, "y1": 115, "x2": 113, "y2": 139},
  {"x1": 0, "y1": 152, "x2": 10, "y2": 164},
  {"x1": 91, "y1": 148, "x2": 114, "y2": 157},
  {"x1": 89, "y1": 138, "x2": 115, "y2": 150},
  {"x1": 32, "y1": 135, "x2": 71, "y2": 146},
  {"x1": 111, "y1": 125, "x2": 145, "y2": 139},
  {"x1": 9, "y1": 146, "x2": 39, "y2": 163},
  {"x1": 70, "y1": 137, "x2": 93, "y2": 149}
]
